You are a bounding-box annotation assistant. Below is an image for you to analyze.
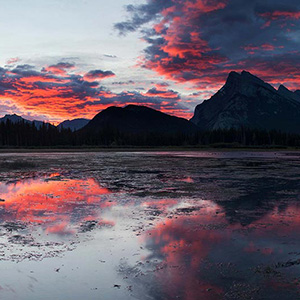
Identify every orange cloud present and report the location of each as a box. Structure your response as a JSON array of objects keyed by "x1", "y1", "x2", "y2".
[{"x1": 0, "y1": 63, "x2": 187, "y2": 122}]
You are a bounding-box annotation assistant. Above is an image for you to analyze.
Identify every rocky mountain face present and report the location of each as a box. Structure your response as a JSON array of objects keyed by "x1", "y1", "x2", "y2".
[
  {"x1": 58, "y1": 118, "x2": 90, "y2": 131},
  {"x1": 278, "y1": 85, "x2": 300, "y2": 103},
  {"x1": 191, "y1": 71, "x2": 300, "y2": 134},
  {"x1": 82, "y1": 105, "x2": 198, "y2": 134},
  {"x1": 0, "y1": 114, "x2": 45, "y2": 128}
]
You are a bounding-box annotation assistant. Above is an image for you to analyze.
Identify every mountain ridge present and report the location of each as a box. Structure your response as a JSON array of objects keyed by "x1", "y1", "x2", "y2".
[
  {"x1": 0, "y1": 114, "x2": 46, "y2": 129},
  {"x1": 81, "y1": 104, "x2": 198, "y2": 134},
  {"x1": 58, "y1": 118, "x2": 90, "y2": 131}
]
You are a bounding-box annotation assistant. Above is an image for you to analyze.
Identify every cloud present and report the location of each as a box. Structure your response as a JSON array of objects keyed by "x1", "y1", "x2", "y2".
[
  {"x1": 259, "y1": 10, "x2": 300, "y2": 21},
  {"x1": 115, "y1": 0, "x2": 300, "y2": 91},
  {"x1": 145, "y1": 87, "x2": 180, "y2": 99},
  {"x1": 6, "y1": 57, "x2": 20, "y2": 65},
  {"x1": 0, "y1": 63, "x2": 188, "y2": 122},
  {"x1": 83, "y1": 69, "x2": 116, "y2": 81},
  {"x1": 242, "y1": 43, "x2": 283, "y2": 54},
  {"x1": 112, "y1": 80, "x2": 135, "y2": 85},
  {"x1": 43, "y1": 62, "x2": 75, "y2": 75},
  {"x1": 154, "y1": 82, "x2": 170, "y2": 89},
  {"x1": 103, "y1": 54, "x2": 118, "y2": 58}
]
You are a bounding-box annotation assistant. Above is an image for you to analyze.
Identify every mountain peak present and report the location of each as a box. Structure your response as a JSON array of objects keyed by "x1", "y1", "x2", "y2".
[
  {"x1": 223, "y1": 71, "x2": 241, "y2": 94},
  {"x1": 240, "y1": 70, "x2": 265, "y2": 83},
  {"x1": 241, "y1": 70, "x2": 256, "y2": 78},
  {"x1": 223, "y1": 70, "x2": 276, "y2": 98},
  {"x1": 124, "y1": 104, "x2": 147, "y2": 110},
  {"x1": 82, "y1": 105, "x2": 198, "y2": 135},
  {"x1": 278, "y1": 84, "x2": 300, "y2": 102},
  {"x1": 0, "y1": 114, "x2": 46, "y2": 129},
  {"x1": 124, "y1": 104, "x2": 155, "y2": 113},
  {"x1": 58, "y1": 118, "x2": 90, "y2": 131},
  {"x1": 225, "y1": 71, "x2": 240, "y2": 83},
  {"x1": 278, "y1": 84, "x2": 289, "y2": 92},
  {"x1": 1, "y1": 114, "x2": 23, "y2": 121},
  {"x1": 226, "y1": 70, "x2": 263, "y2": 83},
  {"x1": 4, "y1": 113, "x2": 20, "y2": 117}
]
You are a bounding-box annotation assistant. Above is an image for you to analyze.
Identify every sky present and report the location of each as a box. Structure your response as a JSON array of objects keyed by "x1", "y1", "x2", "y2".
[{"x1": 0, "y1": 0, "x2": 299, "y2": 123}]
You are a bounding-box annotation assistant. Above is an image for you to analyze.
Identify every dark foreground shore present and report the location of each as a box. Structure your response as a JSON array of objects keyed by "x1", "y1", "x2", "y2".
[{"x1": 0, "y1": 145, "x2": 299, "y2": 153}]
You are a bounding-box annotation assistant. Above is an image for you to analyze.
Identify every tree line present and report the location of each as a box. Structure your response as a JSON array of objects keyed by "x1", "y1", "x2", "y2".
[{"x1": 0, "y1": 119, "x2": 300, "y2": 148}]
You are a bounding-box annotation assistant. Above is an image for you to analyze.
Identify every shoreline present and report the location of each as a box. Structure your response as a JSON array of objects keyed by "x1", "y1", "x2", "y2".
[{"x1": 0, "y1": 146, "x2": 299, "y2": 153}]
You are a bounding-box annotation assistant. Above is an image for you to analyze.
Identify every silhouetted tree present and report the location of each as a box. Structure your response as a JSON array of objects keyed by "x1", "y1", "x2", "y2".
[{"x1": 0, "y1": 120, "x2": 300, "y2": 147}]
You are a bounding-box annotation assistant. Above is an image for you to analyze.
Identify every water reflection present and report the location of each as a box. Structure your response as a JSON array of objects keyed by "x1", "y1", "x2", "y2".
[
  {"x1": 0, "y1": 152, "x2": 299, "y2": 300},
  {"x1": 0, "y1": 174, "x2": 112, "y2": 234},
  {"x1": 133, "y1": 202, "x2": 300, "y2": 300}
]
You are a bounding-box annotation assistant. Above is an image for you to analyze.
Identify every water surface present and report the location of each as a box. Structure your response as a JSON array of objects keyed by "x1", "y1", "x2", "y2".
[{"x1": 0, "y1": 151, "x2": 299, "y2": 299}]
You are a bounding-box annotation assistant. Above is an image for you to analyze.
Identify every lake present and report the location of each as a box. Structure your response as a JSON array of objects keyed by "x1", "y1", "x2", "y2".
[{"x1": 0, "y1": 151, "x2": 299, "y2": 299}]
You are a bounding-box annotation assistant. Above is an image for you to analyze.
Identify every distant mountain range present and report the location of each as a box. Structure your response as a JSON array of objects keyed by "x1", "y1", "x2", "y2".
[
  {"x1": 191, "y1": 71, "x2": 300, "y2": 134},
  {"x1": 58, "y1": 118, "x2": 90, "y2": 131},
  {"x1": 0, "y1": 114, "x2": 90, "y2": 131},
  {"x1": 0, "y1": 106, "x2": 197, "y2": 135},
  {"x1": 0, "y1": 114, "x2": 45, "y2": 129},
  {"x1": 1, "y1": 71, "x2": 300, "y2": 135}
]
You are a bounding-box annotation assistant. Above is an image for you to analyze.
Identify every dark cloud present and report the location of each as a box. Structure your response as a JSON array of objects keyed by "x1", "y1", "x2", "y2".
[
  {"x1": 103, "y1": 54, "x2": 117, "y2": 58},
  {"x1": 43, "y1": 62, "x2": 75, "y2": 75},
  {"x1": 154, "y1": 82, "x2": 170, "y2": 88},
  {"x1": 112, "y1": 80, "x2": 135, "y2": 85},
  {"x1": 11, "y1": 64, "x2": 39, "y2": 76},
  {"x1": 114, "y1": 1, "x2": 173, "y2": 34},
  {"x1": 49, "y1": 62, "x2": 74, "y2": 69},
  {"x1": 145, "y1": 87, "x2": 180, "y2": 99},
  {"x1": 83, "y1": 69, "x2": 115, "y2": 81},
  {"x1": 115, "y1": 0, "x2": 300, "y2": 90}
]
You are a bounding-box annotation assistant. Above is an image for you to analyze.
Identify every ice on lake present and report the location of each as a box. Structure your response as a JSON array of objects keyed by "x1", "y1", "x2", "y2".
[{"x1": 0, "y1": 151, "x2": 299, "y2": 299}]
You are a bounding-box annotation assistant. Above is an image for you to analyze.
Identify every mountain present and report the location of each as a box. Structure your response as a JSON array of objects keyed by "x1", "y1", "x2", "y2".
[
  {"x1": 1, "y1": 114, "x2": 90, "y2": 131},
  {"x1": 81, "y1": 105, "x2": 198, "y2": 134},
  {"x1": 0, "y1": 114, "x2": 45, "y2": 128},
  {"x1": 191, "y1": 71, "x2": 300, "y2": 134},
  {"x1": 278, "y1": 85, "x2": 300, "y2": 103},
  {"x1": 58, "y1": 118, "x2": 90, "y2": 131}
]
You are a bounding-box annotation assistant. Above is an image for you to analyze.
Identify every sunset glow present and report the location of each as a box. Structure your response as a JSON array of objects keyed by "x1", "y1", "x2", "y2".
[
  {"x1": 0, "y1": 175, "x2": 112, "y2": 232},
  {"x1": 0, "y1": 0, "x2": 298, "y2": 122}
]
